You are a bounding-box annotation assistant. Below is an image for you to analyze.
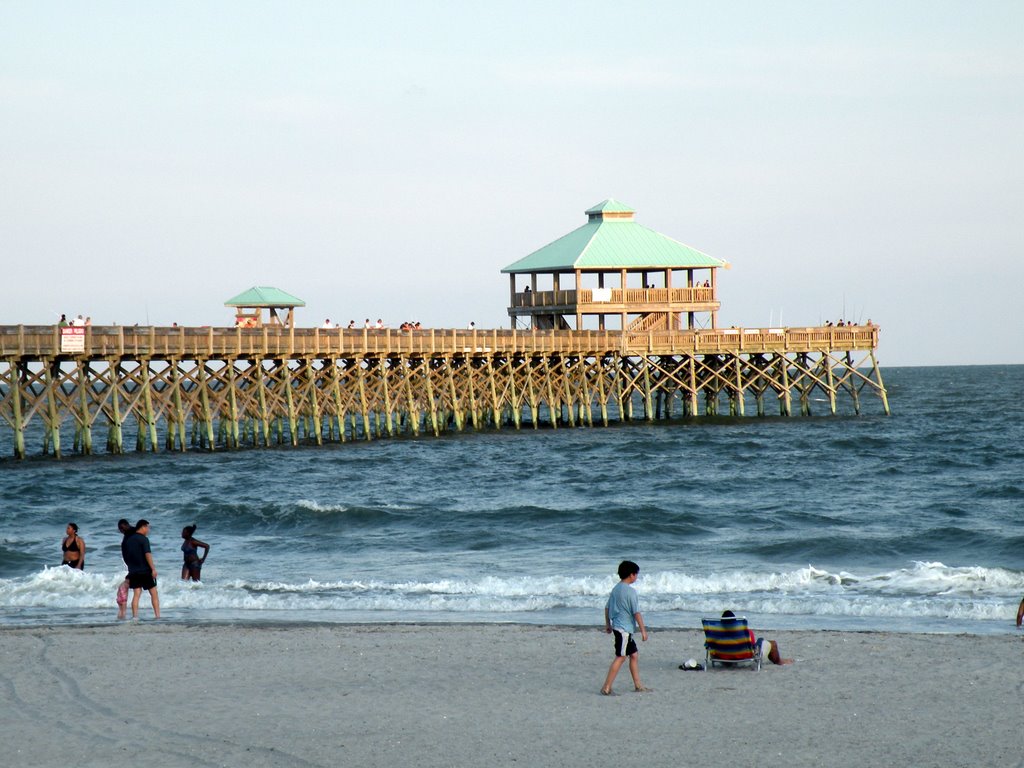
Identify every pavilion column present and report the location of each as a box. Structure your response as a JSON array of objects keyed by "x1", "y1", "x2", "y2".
[
  {"x1": 575, "y1": 270, "x2": 582, "y2": 330},
  {"x1": 509, "y1": 274, "x2": 516, "y2": 330},
  {"x1": 665, "y1": 270, "x2": 677, "y2": 329},
  {"x1": 620, "y1": 269, "x2": 628, "y2": 329},
  {"x1": 711, "y1": 270, "x2": 718, "y2": 329},
  {"x1": 553, "y1": 273, "x2": 560, "y2": 328}
]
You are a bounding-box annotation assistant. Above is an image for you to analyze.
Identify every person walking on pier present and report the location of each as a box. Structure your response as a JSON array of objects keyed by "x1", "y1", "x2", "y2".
[
  {"x1": 180, "y1": 524, "x2": 210, "y2": 582},
  {"x1": 123, "y1": 519, "x2": 160, "y2": 619},
  {"x1": 60, "y1": 523, "x2": 85, "y2": 569},
  {"x1": 601, "y1": 560, "x2": 650, "y2": 695}
]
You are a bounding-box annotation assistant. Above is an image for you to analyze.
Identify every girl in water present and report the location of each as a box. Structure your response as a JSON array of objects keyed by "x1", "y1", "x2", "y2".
[
  {"x1": 61, "y1": 523, "x2": 86, "y2": 569},
  {"x1": 181, "y1": 524, "x2": 210, "y2": 581}
]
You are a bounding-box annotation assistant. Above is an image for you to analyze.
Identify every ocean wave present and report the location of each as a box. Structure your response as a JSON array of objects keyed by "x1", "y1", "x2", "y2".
[{"x1": 3, "y1": 563, "x2": 1020, "y2": 624}]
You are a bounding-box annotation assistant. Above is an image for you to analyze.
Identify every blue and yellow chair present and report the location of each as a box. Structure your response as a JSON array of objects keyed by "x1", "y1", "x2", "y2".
[{"x1": 702, "y1": 616, "x2": 762, "y2": 671}]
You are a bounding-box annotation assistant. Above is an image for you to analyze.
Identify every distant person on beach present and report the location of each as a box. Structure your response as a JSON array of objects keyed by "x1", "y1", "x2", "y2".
[
  {"x1": 600, "y1": 560, "x2": 650, "y2": 695},
  {"x1": 180, "y1": 524, "x2": 210, "y2": 582},
  {"x1": 123, "y1": 519, "x2": 160, "y2": 619},
  {"x1": 1016, "y1": 596, "x2": 1023, "y2": 628},
  {"x1": 721, "y1": 610, "x2": 792, "y2": 665},
  {"x1": 116, "y1": 519, "x2": 133, "y2": 619},
  {"x1": 58, "y1": 313, "x2": 68, "y2": 327},
  {"x1": 61, "y1": 523, "x2": 85, "y2": 569}
]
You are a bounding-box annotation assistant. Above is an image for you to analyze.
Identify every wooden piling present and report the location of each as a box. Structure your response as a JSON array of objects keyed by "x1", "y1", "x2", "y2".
[{"x1": 0, "y1": 324, "x2": 888, "y2": 459}]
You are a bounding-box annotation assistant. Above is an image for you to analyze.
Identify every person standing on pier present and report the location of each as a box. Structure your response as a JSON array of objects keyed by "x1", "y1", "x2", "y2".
[{"x1": 123, "y1": 519, "x2": 160, "y2": 619}]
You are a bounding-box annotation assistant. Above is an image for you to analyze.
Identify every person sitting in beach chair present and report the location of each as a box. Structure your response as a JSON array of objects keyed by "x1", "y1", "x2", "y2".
[{"x1": 702, "y1": 611, "x2": 792, "y2": 670}]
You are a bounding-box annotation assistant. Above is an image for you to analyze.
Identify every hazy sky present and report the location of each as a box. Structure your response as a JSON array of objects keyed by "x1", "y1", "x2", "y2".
[{"x1": 2, "y1": 2, "x2": 1021, "y2": 365}]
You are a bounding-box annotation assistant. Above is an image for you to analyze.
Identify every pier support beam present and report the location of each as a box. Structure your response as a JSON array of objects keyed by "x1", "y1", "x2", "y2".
[{"x1": 0, "y1": 337, "x2": 889, "y2": 458}]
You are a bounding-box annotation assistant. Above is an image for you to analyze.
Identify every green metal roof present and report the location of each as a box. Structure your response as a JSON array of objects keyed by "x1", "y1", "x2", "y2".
[
  {"x1": 502, "y1": 200, "x2": 726, "y2": 273},
  {"x1": 584, "y1": 198, "x2": 635, "y2": 215},
  {"x1": 224, "y1": 286, "x2": 306, "y2": 307}
]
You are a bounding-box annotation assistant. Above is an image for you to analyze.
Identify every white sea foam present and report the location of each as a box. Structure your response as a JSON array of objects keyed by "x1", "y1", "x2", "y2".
[
  {"x1": 295, "y1": 500, "x2": 351, "y2": 514},
  {"x1": 2, "y1": 562, "x2": 1021, "y2": 627}
]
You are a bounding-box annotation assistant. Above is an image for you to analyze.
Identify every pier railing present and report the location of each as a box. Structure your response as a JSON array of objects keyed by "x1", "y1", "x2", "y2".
[
  {"x1": 0, "y1": 324, "x2": 879, "y2": 360},
  {"x1": 511, "y1": 287, "x2": 717, "y2": 308}
]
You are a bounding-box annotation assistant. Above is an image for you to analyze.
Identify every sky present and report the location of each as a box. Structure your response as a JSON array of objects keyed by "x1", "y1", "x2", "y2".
[{"x1": 2, "y1": 1, "x2": 1021, "y2": 366}]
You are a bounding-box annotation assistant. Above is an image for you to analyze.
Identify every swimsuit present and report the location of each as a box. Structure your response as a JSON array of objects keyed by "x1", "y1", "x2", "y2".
[
  {"x1": 182, "y1": 540, "x2": 202, "y2": 577},
  {"x1": 62, "y1": 537, "x2": 81, "y2": 567}
]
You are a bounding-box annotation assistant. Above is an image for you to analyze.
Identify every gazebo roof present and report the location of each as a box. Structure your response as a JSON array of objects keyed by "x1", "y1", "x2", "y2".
[
  {"x1": 224, "y1": 286, "x2": 306, "y2": 308},
  {"x1": 502, "y1": 199, "x2": 727, "y2": 273}
]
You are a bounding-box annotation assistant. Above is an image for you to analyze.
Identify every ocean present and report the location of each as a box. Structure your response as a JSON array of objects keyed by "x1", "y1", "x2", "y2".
[{"x1": 0, "y1": 365, "x2": 1021, "y2": 635}]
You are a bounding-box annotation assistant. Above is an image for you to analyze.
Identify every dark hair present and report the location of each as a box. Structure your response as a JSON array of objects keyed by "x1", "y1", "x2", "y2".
[
  {"x1": 722, "y1": 610, "x2": 736, "y2": 618},
  {"x1": 117, "y1": 519, "x2": 133, "y2": 534},
  {"x1": 67, "y1": 522, "x2": 78, "y2": 533},
  {"x1": 135, "y1": 519, "x2": 150, "y2": 530},
  {"x1": 182, "y1": 524, "x2": 197, "y2": 539},
  {"x1": 617, "y1": 560, "x2": 640, "y2": 580}
]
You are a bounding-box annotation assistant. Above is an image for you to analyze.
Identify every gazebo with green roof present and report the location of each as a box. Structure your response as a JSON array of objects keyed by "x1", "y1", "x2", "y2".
[
  {"x1": 225, "y1": 286, "x2": 305, "y2": 328},
  {"x1": 501, "y1": 200, "x2": 728, "y2": 331}
]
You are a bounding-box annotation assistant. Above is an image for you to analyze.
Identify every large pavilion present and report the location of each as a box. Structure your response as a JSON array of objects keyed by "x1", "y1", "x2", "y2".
[{"x1": 502, "y1": 199, "x2": 728, "y2": 331}]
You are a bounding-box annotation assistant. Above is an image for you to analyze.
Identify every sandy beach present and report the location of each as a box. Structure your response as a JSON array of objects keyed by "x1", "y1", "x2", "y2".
[{"x1": 1, "y1": 622, "x2": 1021, "y2": 768}]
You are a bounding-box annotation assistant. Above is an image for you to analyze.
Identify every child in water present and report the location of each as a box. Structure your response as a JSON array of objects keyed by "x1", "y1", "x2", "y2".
[{"x1": 180, "y1": 524, "x2": 210, "y2": 581}]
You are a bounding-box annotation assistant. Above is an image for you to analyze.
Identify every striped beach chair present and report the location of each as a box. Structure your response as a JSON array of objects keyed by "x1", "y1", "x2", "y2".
[{"x1": 702, "y1": 616, "x2": 762, "y2": 671}]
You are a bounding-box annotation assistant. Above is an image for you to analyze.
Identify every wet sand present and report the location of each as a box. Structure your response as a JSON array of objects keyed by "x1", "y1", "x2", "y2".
[{"x1": 1, "y1": 623, "x2": 1021, "y2": 767}]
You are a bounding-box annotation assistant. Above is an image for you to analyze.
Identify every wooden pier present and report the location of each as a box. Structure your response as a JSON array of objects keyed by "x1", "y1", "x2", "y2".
[{"x1": 0, "y1": 323, "x2": 888, "y2": 459}]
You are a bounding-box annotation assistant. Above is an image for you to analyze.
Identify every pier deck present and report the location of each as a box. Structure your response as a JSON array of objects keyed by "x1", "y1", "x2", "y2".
[{"x1": 0, "y1": 324, "x2": 887, "y2": 459}]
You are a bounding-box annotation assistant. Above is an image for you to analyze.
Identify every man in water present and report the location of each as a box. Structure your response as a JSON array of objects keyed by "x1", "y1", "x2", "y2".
[{"x1": 123, "y1": 519, "x2": 160, "y2": 619}]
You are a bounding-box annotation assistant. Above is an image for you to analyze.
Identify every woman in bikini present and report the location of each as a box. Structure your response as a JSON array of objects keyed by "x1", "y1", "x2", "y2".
[
  {"x1": 61, "y1": 523, "x2": 86, "y2": 569},
  {"x1": 180, "y1": 524, "x2": 210, "y2": 581}
]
